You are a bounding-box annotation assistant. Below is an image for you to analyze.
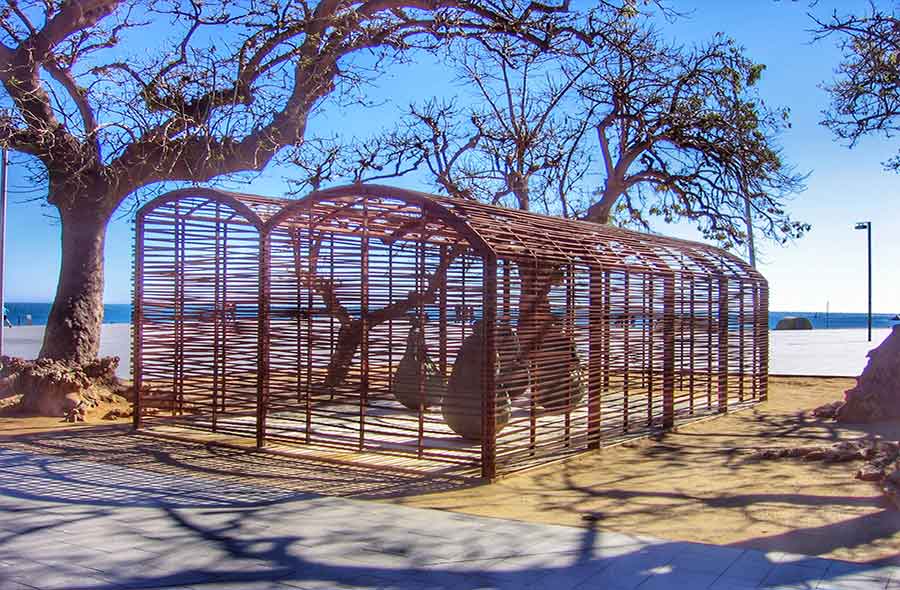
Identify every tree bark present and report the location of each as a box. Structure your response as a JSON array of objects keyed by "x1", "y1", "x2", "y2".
[
  {"x1": 583, "y1": 182, "x2": 623, "y2": 224},
  {"x1": 39, "y1": 203, "x2": 110, "y2": 365}
]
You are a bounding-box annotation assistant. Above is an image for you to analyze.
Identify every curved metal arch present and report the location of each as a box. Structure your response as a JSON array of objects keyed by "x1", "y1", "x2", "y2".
[
  {"x1": 135, "y1": 187, "x2": 269, "y2": 230},
  {"x1": 262, "y1": 184, "x2": 496, "y2": 259}
]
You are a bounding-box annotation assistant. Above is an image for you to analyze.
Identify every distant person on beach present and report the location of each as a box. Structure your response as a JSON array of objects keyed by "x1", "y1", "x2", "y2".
[{"x1": 2, "y1": 306, "x2": 10, "y2": 328}]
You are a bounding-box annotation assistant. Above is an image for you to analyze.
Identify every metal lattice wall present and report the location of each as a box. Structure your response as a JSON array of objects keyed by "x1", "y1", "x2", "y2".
[{"x1": 133, "y1": 185, "x2": 768, "y2": 478}]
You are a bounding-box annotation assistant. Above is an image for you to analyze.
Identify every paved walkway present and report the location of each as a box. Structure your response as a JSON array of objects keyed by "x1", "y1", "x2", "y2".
[
  {"x1": 0, "y1": 448, "x2": 897, "y2": 590},
  {"x1": 2, "y1": 325, "x2": 131, "y2": 379},
  {"x1": 768, "y1": 328, "x2": 893, "y2": 377},
  {"x1": 3, "y1": 325, "x2": 894, "y2": 380}
]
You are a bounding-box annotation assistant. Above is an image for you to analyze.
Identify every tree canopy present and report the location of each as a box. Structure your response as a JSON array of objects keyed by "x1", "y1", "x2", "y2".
[
  {"x1": 0, "y1": 0, "x2": 593, "y2": 364},
  {"x1": 579, "y1": 22, "x2": 808, "y2": 251},
  {"x1": 310, "y1": 14, "x2": 809, "y2": 253},
  {"x1": 815, "y1": 2, "x2": 900, "y2": 171}
]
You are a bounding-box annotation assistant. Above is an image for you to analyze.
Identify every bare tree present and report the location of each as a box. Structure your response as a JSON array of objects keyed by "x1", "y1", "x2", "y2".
[
  {"x1": 0, "y1": 0, "x2": 589, "y2": 366},
  {"x1": 814, "y1": 3, "x2": 900, "y2": 171},
  {"x1": 579, "y1": 23, "x2": 808, "y2": 251},
  {"x1": 373, "y1": 42, "x2": 593, "y2": 216}
]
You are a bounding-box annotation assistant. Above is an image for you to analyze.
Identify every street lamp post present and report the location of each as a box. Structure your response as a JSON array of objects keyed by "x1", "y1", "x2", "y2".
[
  {"x1": 854, "y1": 221, "x2": 872, "y2": 342},
  {"x1": 0, "y1": 147, "x2": 6, "y2": 358}
]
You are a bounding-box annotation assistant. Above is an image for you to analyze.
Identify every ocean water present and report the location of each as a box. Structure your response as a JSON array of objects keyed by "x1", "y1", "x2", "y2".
[
  {"x1": 3, "y1": 302, "x2": 898, "y2": 330},
  {"x1": 768, "y1": 311, "x2": 899, "y2": 330},
  {"x1": 5, "y1": 302, "x2": 131, "y2": 326}
]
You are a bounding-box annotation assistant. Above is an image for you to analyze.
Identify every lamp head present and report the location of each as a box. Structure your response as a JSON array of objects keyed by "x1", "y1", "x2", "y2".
[{"x1": 855, "y1": 222, "x2": 870, "y2": 230}]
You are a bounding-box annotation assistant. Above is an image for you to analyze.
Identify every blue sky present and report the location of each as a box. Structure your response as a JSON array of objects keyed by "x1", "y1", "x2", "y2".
[{"x1": 2, "y1": 0, "x2": 899, "y2": 313}]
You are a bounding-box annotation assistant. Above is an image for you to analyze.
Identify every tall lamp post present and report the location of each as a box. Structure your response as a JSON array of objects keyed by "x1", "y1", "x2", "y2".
[
  {"x1": 0, "y1": 146, "x2": 6, "y2": 357},
  {"x1": 854, "y1": 221, "x2": 872, "y2": 342}
]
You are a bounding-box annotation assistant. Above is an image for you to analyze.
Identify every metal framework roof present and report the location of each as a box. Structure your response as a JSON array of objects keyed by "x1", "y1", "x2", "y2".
[{"x1": 143, "y1": 184, "x2": 760, "y2": 282}]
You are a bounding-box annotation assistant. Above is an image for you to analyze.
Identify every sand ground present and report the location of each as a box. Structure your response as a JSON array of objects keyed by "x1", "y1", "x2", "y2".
[
  {"x1": 389, "y1": 377, "x2": 900, "y2": 563},
  {"x1": 1, "y1": 376, "x2": 898, "y2": 563}
]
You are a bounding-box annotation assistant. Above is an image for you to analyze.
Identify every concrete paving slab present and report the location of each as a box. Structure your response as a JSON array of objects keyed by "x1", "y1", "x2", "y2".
[
  {"x1": 762, "y1": 563, "x2": 827, "y2": 586},
  {"x1": 769, "y1": 327, "x2": 892, "y2": 377},
  {"x1": 816, "y1": 576, "x2": 891, "y2": 590},
  {"x1": 825, "y1": 561, "x2": 898, "y2": 581},
  {"x1": 2, "y1": 324, "x2": 131, "y2": 378},
  {"x1": 720, "y1": 550, "x2": 780, "y2": 585},
  {"x1": 0, "y1": 447, "x2": 892, "y2": 590}
]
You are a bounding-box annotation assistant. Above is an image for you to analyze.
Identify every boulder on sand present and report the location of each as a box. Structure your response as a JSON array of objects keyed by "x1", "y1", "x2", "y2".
[
  {"x1": 775, "y1": 316, "x2": 813, "y2": 330},
  {"x1": 837, "y1": 325, "x2": 900, "y2": 423}
]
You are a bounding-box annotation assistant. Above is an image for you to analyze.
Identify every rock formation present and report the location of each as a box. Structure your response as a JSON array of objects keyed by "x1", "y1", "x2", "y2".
[
  {"x1": 836, "y1": 325, "x2": 900, "y2": 423},
  {"x1": 752, "y1": 438, "x2": 900, "y2": 509},
  {"x1": 774, "y1": 316, "x2": 813, "y2": 330}
]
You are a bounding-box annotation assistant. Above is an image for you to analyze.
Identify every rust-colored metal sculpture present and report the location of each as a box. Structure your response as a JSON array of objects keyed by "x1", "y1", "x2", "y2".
[{"x1": 133, "y1": 184, "x2": 768, "y2": 479}]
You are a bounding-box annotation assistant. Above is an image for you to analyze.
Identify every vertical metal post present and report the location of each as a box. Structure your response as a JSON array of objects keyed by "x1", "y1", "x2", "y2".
[
  {"x1": 867, "y1": 223, "x2": 872, "y2": 342},
  {"x1": 587, "y1": 266, "x2": 603, "y2": 449},
  {"x1": 647, "y1": 275, "x2": 655, "y2": 426},
  {"x1": 717, "y1": 276, "x2": 729, "y2": 413},
  {"x1": 327, "y1": 231, "x2": 335, "y2": 404},
  {"x1": 481, "y1": 255, "x2": 498, "y2": 480},
  {"x1": 706, "y1": 277, "x2": 713, "y2": 410},
  {"x1": 623, "y1": 273, "x2": 630, "y2": 433},
  {"x1": 416, "y1": 222, "x2": 425, "y2": 458},
  {"x1": 0, "y1": 147, "x2": 6, "y2": 358},
  {"x1": 759, "y1": 283, "x2": 769, "y2": 402},
  {"x1": 564, "y1": 264, "x2": 575, "y2": 446},
  {"x1": 738, "y1": 280, "x2": 746, "y2": 403},
  {"x1": 305, "y1": 209, "x2": 314, "y2": 419},
  {"x1": 388, "y1": 242, "x2": 394, "y2": 391},
  {"x1": 602, "y1": 271, "x2": 611, "y2": 393},
  {"x1": 688, "y1": 279, "x2": 695, "y2": 414},
  {"x1": 212, "y1": 202, "x2": 221, "y2": 432},
  {"x1": 174, "y1": 202, "x2": 185, "y2": 416},
  {"x1": 132, "y1": 211, "x2": 145, "y2": 430},
  {"x1": 751, "y1": 282, "x2": 760, "y2": 400},
  {"x1": 855, "y1": 221, "x2": 873, "y2": 342},
  {"x1": 501, "y1": 259, "x2": 511, "y2": 322},
  {"x1": 359, "y1": 200, "x2": 369, "y2": 451},
  {"x1": 439, "y1": 244, "x2": 448, "y2": 377},
  {"x1": 256, "y1": 233, "x2": 271, "y2": 448},
  {"x1": 662, "y1": 274, "x2": 675, "y2": 428},
  {"x1": 220, "y1": 222, "x2": 228, "y2": 413}
]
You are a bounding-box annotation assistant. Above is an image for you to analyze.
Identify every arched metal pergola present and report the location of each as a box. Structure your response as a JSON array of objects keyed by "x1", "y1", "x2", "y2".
[{"x1": 133, "y1": 184, "x2": 768, "y2": 479}]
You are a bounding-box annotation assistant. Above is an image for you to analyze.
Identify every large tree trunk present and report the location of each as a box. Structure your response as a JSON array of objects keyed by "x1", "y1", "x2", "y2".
[
  {"x1": 582, "y1": 182, "x2": 623, "y2": 224},
  {"x1": 39, "y1": 205, "x2": 110, "y2": 365}
]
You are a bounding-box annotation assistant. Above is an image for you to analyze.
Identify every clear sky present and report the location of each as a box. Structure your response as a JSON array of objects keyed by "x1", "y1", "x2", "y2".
[{"x1": 2, "y1": 0, "x2": 898, "y2": 314}]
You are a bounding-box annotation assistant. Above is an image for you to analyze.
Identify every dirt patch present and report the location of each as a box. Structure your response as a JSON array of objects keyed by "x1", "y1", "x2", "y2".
[
  {"x1": 0, "y1": 380, "x2": 133, "y2": 434},
  {"x1": 384, "y1": 377, "x2": 900, "y2": 563}
]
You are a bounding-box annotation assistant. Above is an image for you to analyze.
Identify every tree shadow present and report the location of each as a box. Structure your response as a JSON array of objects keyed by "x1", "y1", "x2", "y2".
[
  {"x1": 1, "y1": 434, "x2": 897, "y2": 589},
  {"x1": 2, "y1": 446, "x2": 875, "y2": 590},
  {"x1": 0, "y1": 424, "x2": 477, "y2": 502}
]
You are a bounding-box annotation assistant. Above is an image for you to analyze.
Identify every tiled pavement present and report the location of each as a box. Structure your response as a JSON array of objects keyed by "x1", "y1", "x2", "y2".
[{"x1": 0, "y1": 448, "x2": 897, "y2": 590}]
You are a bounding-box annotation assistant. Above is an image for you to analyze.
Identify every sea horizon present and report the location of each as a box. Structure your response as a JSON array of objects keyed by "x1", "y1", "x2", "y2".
[{"x1": 2, "y1": 301, "x2": 898, "y2": 330}]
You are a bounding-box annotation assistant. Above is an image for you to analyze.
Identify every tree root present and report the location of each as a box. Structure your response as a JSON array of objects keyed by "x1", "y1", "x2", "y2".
[
  {"x1": 751, "y1": 439, "x2": 900, "y2": 509},
  {"x1": 0, "y1": 355, "x2": 131, "y2": 421}
]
